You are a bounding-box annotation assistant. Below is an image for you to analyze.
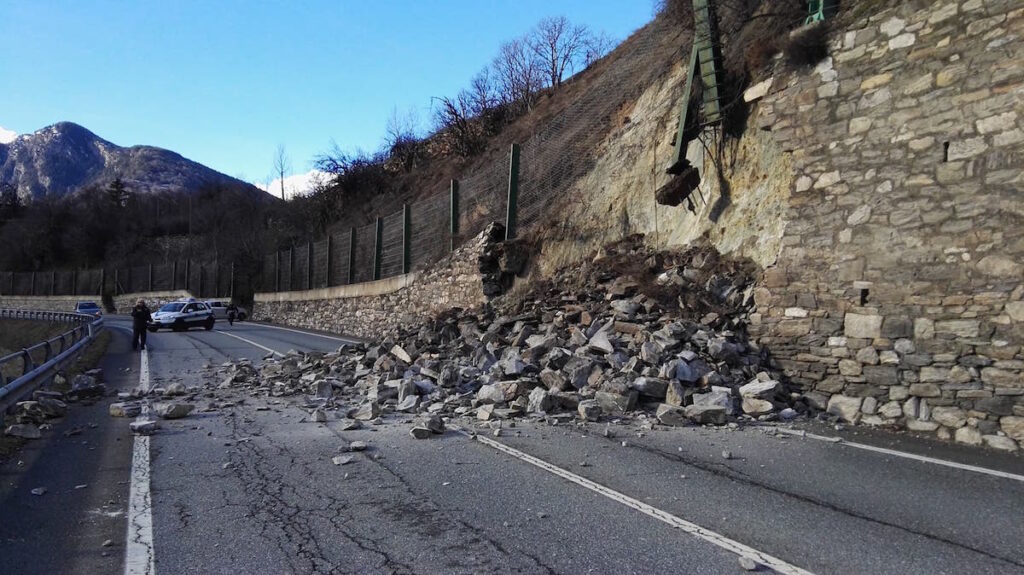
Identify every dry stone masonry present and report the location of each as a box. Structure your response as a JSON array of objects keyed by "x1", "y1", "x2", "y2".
[
  {"x1": 253, "y1": 226, "x2": 494, "y2": 339},
  {"x1": 748, "y1": 0, "x2": 1023, "y2": 449}
]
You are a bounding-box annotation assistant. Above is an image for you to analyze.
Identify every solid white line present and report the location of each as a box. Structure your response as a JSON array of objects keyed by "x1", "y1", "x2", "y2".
[
  {"x1": 842, "y1": 440, "x2": 1024, "y2": 483},
  {"x1": 244, "y1": 321, "x2": 361, "y2": 344},
  {"x1": 771, "y1": 427, "x2": 1024, "y2": 483},
  {"x1": 125, "y1": 348, "x2": 156, "y2": 575},
  {"x1": 462, "y1": 429, "x2": 815, "y2": 575},
  {"x1": 213, "y1": 330, "x2": 284, "y2": 357}
]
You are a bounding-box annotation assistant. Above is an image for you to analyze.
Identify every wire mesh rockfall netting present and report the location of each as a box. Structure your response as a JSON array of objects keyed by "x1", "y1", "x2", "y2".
[
  {"x1": 329, "y1": 231, "x2": 353, "y2": 285},
  {"x1": 409, "y1": 192, "x2": 451, "y2": 270},
  {"x1": 293, "y1": 245, "x2": 310, "y2": 292},
  {"x1": 516, "y1": 19, "x2": 679, "y2": 233},
  {"x1": 379, "y1": 210, "x2": 406, "y2": 279},
  {"x1": 312, "y1": 239, "x2": 330, "y2": 289},
  {"x1": 458, "y1": 153, "x2": 510, "y2": 243},
  {"x1": 352, "y1": 223, "x2": 378, "y2": 284}
]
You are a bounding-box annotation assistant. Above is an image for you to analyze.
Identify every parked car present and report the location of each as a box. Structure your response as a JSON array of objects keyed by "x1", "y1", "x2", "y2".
[
  {"x1": 75, "y1": 301, "x2": 103, "y2": 317},
  {"x1": 148, "y1": 299, "x2": 215, "y2": 332},
  {"x1": 205, "y1": 301, "x2": 247, "y2": 321}
]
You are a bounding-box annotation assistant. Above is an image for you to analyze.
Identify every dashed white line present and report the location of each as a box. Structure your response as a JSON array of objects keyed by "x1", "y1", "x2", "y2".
[
  {"x1": 772, "y1": 427, "x2": 1024, "y2": 483},
  {"x1": 460, "y1": 428, "x2": 816, "y2": 575},
  {"x1": 125, "y1": 347, "x2": 156, "y2": 575},
  {"x1": 213, "y1": 330, "x2": 284, "y2": 357}
]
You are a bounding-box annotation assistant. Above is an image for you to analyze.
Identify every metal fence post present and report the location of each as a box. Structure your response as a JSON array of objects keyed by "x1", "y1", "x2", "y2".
[
  {"x1": 450, "y1": 179, "x2": 460, "y2": 252},
  {"x1": 31, "y1": 271, "x2": 36, "y2": 295},
  {"x1": 100, "y1": 268, "x2": 106, "y2": 296},
  {"x1": 289, "y1": 247, "x2": 295, "y2": 291},
  {"x1": 185, "y1": 260, "x2": 191, "y2": 295},
  {"x1": 50, "y1": 271, "x2": 56, "y2": 296},
  {"x1": 230, "y1": 262, "x2": 235, "y2": 298},
  {"x1": 505, "y1": 143, "x2": 521, "y2": 240},
  {"x1": 402, "y1": 203, "x2": 411, "y2": 274},
  {"x1": 372, "y1": 217, "x2": 383, "y2": 280},
  {"x1": 148, "y1": 264, "x2": 154, "y2": 292},
  {"x1": 348, "y1": 228, "x2": 356, "y2": 285}
]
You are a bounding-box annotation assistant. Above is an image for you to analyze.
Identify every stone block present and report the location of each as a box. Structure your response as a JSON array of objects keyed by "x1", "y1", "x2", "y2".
[
  {"x1": 882, "y1": 317, "x2": 913, "y2": 339},
  {"x1": 977, "y1": 255, "x2": 1023, "y2": 278},
  {"x1": 954, "y1": 426, "x2": 983, "y2": 446},
  {"x1": 981, "y1": 368, "x2": 1021, "y2": 387},
  {"x1": 889, "y1": 386, "x2": 910, "y2": 401},
  {"x1": 863, "y1": 366, "x2": 898, "y2": 386},
  {"x1": 1000, "y1": 416, "x2": 1024, "y2": 442},
  {"x1": 838, "y1": 359, "x2": 862, "y2": 377},
  {"x1": 909, "y1": 383, "x2": 941, "y2": 397},
  {"x1": 845, "y1": 313, "x2": 883, "y2": 339},
  {"x1": 931, "y1": 406, "x2": 967, "y2": 428},
  {"x1": 906, "y1": 419, "x2": 940, "y2": 432},
  {"x1": 982, "y1": 435, "x2": 1018, "y2": 451},
  {"x1": 827, "y1": 395, "x2": 862, "y2": 423},
  {"x1": 934, "y1": 320, "x2": 980, "y2": 338}
]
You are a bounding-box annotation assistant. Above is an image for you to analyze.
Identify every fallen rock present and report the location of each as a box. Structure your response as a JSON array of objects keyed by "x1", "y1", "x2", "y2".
[
  {"x1": 349, "y1": 441, "x2": 368, "y2": 452},
  {"x1": 655, "y1": 403, "x2": 689, "y2": 427},
  {"x1": 165, "y1": 382, "x2": 187, "y2": 396},
  {"x1": 109, "y1": 402, "x2": 142, "y2": 418},
  {"x1": 352, "y1": 401, "x2": 380, "y2": 421},
  {"x1": 30, "y1": 487, "x2": 47, "y2": 496},
  {"x1": 154, "y1": 403, "x2": 195, "y2": 420},
  {"x1": 129, "y1": 420, "x2": 159, "y2": 435},
  {"x1": 5, "y1": 423, "x2": 42, "y2": 439},
  {"x1": 332, "y1": 455, "x2": 356, "y2": 465},
  {"x1": 741, "y1": 397, "x2": 774, "y2": 416},
  {"x1": 578, "y1": 399, "x2": 602, "y2": 421},
  {"x1": 685, "y1": 404, "x2": 727, "y2": 425},
  {"x1": 738, "y1": 378, "x2": 779, "y2": 400}
]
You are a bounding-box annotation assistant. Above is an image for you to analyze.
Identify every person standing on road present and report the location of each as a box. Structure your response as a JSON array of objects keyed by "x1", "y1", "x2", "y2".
[
  {"x1": 227, "y1": 302, "x2": 238, "y2": 326},
  {"x1": 131, "y1": 299, "x2": 152, "y2": 351}
]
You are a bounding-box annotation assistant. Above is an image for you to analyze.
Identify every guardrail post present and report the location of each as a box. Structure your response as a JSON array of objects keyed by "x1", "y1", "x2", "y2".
[
  {"x1": 372, "y1": 217, "x2": 383, "y2": 281},
  {"x1": 450, "y1": 179, "x2": 459, "y2": 252},
  {"x1": 348, "y1": 228, "x2": 356, "y2": 285},
  {"x1": 505, "y1": 143, "x2": 520, "y2": 240},
  {"x1": 402, "y1": 203, "x2": 411, "y2": 274}
]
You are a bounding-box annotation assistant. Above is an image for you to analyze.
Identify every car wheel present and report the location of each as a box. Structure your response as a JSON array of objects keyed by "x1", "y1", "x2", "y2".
[
  {"x1": 204, "y1": 317, "x2": 215, "y2": 331},
  {"x1": 147, "y1": 326, "x2": 158, "y2": 333},
  {"x1": 238, "y1": 312, "x2": 247, "y2": 321},
  {"x1": 172, "y1": 319, "x2": 185, "y2": 332}
]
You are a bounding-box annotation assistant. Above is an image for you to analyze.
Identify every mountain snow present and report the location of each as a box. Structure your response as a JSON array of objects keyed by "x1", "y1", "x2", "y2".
[{"x1": 0, "y1": 125, "x2": 16, "y2": 144}]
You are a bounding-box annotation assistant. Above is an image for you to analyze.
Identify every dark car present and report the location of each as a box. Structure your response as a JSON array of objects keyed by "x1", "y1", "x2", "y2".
[{"x1": 74, "y1": 301, "x2": 103, "y2": 317}]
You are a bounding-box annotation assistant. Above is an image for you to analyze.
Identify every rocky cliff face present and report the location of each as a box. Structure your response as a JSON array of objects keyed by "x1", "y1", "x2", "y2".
[{"x1": 0, "y1": 122, "x2": 265, "y2": 201}]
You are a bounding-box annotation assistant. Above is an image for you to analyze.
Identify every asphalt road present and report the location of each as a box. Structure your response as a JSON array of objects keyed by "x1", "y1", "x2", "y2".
[{"x1": 1, "y1": 316, "x2": 1022, "y2": 574}]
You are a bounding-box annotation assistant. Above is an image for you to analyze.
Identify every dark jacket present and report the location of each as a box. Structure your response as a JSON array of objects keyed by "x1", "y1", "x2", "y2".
[{"x1": 131, "y1": 305, "x2": 151, "y2": 329}]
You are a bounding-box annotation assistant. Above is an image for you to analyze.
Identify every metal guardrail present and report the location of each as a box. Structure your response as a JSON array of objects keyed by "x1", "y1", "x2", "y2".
[{"x1": 0, "y1": 309, "x2": 104, "y2": 425}]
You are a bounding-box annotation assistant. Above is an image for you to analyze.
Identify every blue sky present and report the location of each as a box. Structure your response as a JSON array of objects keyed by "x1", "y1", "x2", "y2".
[{"x1": 0, "y1": 1, "x2": 656, "y2": 186}]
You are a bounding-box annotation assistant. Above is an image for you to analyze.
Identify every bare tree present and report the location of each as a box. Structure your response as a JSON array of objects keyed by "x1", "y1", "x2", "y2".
[
  {"x1": 583, "y1": 31, "x2": 615, "y2": 67},
  {"x1": 492, "y1": 36, "x2": 544, "y2": 112},
  {"x1": 272, "y1": 144, "x2": 291, "y2": 200},
  {"x1": 529, "y1": 16, "x2": 589, "y2": 89}
]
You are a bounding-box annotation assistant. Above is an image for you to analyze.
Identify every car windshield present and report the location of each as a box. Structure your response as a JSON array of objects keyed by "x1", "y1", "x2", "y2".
[
  {"x1": 77, "y1": 302, "x2": 99, "y2": 310},
  {"x1": 159, "y1": 303, "x2": 185, "y2": 313}
]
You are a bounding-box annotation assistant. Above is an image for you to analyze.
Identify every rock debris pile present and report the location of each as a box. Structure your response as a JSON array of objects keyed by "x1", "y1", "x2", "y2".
[
  {"x1": 3, "y1": 370, "x2": 106, "y2": 440},
  {"x1": 217, "y1": 236, "x2": 808, "y2": 433}
]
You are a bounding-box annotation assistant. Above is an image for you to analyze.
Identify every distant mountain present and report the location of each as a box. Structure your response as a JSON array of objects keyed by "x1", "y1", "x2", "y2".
[{"x1": 0, "y1": 122, "x2": 271, "y2": 201}]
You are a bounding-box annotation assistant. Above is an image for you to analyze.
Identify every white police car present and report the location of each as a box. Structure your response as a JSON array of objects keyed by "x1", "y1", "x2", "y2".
[{"x1": 148, "y1": 299, "x2": 215, "y2": 332}]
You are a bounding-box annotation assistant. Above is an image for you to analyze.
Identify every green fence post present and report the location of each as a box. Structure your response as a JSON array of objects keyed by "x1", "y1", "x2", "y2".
[
  {"x1": 449, "y1": 179, "x2": 459, "y2": 252},
  {"x1": 402, "y1": 203, "x2": 411, "y2": 274},
  {"x1": 31, "y1": 271, "x2": 36, "y2": 295},
  {"x1": 348, "y1": 228, "x2": 356, "y2": 285},
  {"x1": 50, "y1": 271, "x2": 56, "y2": 296},
  {"x1": 372, "y1": 217, "x2": 383, "y2": 280},
  {"x1": 505, "y1": 143, "x2": 520, "y2": 240},
  {"x1": 230, "y1": 262, "x2": 235, "y2": 298},
  {"x1": 148, "y1": 264, "x2": 154, "y2": 292}
]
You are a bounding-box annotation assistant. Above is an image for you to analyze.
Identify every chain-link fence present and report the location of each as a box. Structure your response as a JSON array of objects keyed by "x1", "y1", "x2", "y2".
[{"x1": 0, "y1": 259, "x2": 234, "y2": 298}]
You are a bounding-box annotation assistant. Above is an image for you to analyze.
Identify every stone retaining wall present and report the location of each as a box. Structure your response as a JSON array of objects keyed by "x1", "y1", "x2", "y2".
[
  {"x1": 0, "y1": 291, "x2": 195, "y2": 314},
  {"x1": 749, "y1": 0, "x2": 1023, "y2": 450},
  {"x1": 252, "y1": 228, "x2": 491, "y2": 340}
]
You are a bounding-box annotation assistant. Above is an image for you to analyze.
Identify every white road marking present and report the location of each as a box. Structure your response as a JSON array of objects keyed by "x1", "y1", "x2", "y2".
[
  {"x1": 243, "y1": 321, "x2": 361, "y2": 344},
  {"x1": 772, "y1": 427, "x2": 1024, "y2": 483},
  {"x1": 460, "y1": 428, "x2": 816, "y2": 575},
  {"x1": 213, "y1": 330, "x2": 284, "y2": 357},
  {"x1": 125, "y1": 347, "x2": 156, "y2": 575}
]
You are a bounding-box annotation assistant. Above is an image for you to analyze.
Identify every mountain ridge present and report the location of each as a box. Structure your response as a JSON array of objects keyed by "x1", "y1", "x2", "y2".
[{"x1": 0, "y1": 122, "x2": 269, "y2": 201}]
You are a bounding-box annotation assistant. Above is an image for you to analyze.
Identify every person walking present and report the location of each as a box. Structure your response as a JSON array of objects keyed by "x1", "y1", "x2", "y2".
[
  {"x1": 227, "y1": 302, "x2": 238, "y2": 326},
  {"x1": 131, "y1": 299, "x2": 152, "y2": 351}
]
